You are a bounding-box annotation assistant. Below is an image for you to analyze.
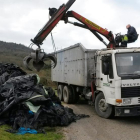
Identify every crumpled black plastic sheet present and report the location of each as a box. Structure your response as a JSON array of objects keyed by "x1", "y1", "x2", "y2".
[
  {"x1": 0, "y1": 63, "x2": 89, "y2": 134},
  {"x1": 0, "y1": 63, "x2": 26, "y2": 85}
]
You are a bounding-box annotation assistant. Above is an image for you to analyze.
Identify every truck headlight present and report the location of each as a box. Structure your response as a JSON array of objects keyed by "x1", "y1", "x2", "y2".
[{"x1": 123, "y1": 98, "x2": 131, "y2": 105}]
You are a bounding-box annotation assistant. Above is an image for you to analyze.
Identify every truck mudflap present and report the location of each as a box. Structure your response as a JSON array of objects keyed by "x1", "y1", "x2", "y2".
[{"x1": 115, "y1": 106, "x2": 140, "y2": 116}]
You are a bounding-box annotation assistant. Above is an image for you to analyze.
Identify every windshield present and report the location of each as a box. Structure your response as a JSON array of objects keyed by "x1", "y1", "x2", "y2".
[{"x1": 116, "y1": 53, "x2": 140, "y2": 77}]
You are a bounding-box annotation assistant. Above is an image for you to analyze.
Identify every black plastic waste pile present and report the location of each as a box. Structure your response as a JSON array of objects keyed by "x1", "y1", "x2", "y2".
[{"x1": 0, "y1": 63, "x2": 89, "y2": 134}]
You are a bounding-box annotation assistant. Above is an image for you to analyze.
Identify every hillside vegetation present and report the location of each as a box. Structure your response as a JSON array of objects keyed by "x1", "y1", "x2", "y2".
[{"x1": 0, "y1": 40, "x2": 56, "y2": 87}]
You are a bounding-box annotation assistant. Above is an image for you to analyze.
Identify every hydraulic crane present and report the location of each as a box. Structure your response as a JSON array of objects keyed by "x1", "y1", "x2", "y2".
[{"x1": 23, "y1": 0, "x2": 119, "y2": 71}]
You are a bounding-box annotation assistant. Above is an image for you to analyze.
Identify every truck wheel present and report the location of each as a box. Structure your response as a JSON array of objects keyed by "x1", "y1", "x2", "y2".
[
  {"x1": 95, "y1": 92, "x2": 113, "y2": 119},
  {"x1": 63, "y1": 86, "x2": 73, "y2": 104},
  {"x1": 57, "y1": 85, "x2": 63, "y2": 101},
  {"x1": 70, "y1": 86, "x2": 79, "y2": 103}
]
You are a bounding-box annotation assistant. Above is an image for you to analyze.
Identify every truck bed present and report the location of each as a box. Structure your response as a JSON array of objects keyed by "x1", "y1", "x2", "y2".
[{"x1": 51, "y1": 43, "x2": 98, "y2": 87}]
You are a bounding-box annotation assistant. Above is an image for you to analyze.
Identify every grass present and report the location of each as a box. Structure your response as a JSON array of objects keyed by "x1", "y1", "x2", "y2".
[{"x1": 0, "y1": 125, "x2": 64, "y2": 140}]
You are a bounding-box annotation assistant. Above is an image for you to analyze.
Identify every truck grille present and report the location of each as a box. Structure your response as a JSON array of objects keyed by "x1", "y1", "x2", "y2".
[
  {"x1": 121, "y1": 86, "x2": 140, "y2": 98},
  {"x1": 138, "y1": 98, "x2": 140, "y2": 103}
]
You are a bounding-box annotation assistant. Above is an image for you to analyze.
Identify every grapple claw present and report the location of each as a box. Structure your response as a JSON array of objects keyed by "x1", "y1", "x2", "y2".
[
  {"x1": 23, "y1": 56, "x2": 33, "y2": 71},
  {"x1": 33, "y1": 61, "x2": 44, "y2": 72},
  {"x1": 44, "y1": 54, "x2": 57, "y2": 68},
  {"x1": 23, "y1": 49, "x2": 57, "y2": 71}
]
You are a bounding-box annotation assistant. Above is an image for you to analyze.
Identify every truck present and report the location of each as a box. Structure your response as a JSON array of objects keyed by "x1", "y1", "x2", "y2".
[
  {"x1": 51, "y1": 43, "x2": 140, "y2": 118},
  {"x1": 23, "y1": 0, "x2": 139, "y2": 118}
]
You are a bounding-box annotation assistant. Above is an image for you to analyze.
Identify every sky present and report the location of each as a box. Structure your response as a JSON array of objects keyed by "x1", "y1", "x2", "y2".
[{"x1": 0, "y1": 0, "x2": 140, "y2": 53}]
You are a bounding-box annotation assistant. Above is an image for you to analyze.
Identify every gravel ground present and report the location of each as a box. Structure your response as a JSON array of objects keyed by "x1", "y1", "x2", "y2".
[{"x1": 63, "y1": 102, "x2": 140, "y2": 140}]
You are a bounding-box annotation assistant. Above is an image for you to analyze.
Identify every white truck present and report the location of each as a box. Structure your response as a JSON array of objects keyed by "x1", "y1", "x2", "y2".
[
  {"x1": 22, "y1": 0, "x2": 139, "y2": 118},
  {"x1": 51, "y1": 43, "x2": 140, "y2": 118}
]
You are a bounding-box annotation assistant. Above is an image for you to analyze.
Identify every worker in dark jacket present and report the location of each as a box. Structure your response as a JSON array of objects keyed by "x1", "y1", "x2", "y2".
[{"x1": 121, "y1": 24, "x2": 138, "y2": 47}]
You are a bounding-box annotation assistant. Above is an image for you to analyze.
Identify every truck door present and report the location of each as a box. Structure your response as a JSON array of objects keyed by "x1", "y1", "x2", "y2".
[{"x1": 100, "y1": 54, "x2": 115, "y2": 102}]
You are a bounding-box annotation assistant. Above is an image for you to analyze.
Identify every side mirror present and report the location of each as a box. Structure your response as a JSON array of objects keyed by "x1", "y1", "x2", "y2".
[{"x1": 102, "y1": 62, "x2": 109, "y2": 75}]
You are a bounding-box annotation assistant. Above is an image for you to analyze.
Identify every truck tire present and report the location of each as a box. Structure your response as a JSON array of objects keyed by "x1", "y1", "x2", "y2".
[
  {"x1": 70, "y1": 86, "x2": 79, "y2": 103},
  {"x1": 95, "y1": 92, "x2": 113, "y2": 119},
  {"x1": 63, "y1": 86, "x2": 73, "y2": 104},
  {"x1": 57, "y1": 85, "x2": 63, "y2": 101}
]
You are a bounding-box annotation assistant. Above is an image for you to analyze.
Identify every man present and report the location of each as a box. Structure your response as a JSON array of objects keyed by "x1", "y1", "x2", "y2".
[{"x1": 121, "y1": 24, "x2": 138, "y2": 47}]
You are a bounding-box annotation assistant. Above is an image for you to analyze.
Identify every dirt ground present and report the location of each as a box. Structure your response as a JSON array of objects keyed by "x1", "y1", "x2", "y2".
[{"x1": 63, "y1": 101, "x2": 140, "y2": 140}]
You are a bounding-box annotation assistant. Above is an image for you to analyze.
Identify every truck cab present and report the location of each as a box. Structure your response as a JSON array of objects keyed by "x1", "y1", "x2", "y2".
[{"x1": 95, "y1": 47, "x2": 140, "y2": 118}]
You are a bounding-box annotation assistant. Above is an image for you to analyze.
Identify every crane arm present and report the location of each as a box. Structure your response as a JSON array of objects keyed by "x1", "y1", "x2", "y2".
[
  {"x1": 31, "y1": 0, "x2": 116, "y2": 49},
  {"x1": 31, "y1": 0, "x2": 76, "y2": 47},
  {"x1": 64, "y1": 11, "x2": 115, "y2": 48},
  {"x1": 24, "y1": 0, "x2": 76, "y2": 71}
]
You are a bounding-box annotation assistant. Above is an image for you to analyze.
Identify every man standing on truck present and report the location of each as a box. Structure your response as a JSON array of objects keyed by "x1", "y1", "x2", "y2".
[{"x1": 121, "y1": 24, "x2": 138, "y2": 47}]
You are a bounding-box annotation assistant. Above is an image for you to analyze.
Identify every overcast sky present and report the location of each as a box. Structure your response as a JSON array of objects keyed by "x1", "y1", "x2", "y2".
[{"x1": 0, "y1": 0, "x2": 140, "y2": 53}]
